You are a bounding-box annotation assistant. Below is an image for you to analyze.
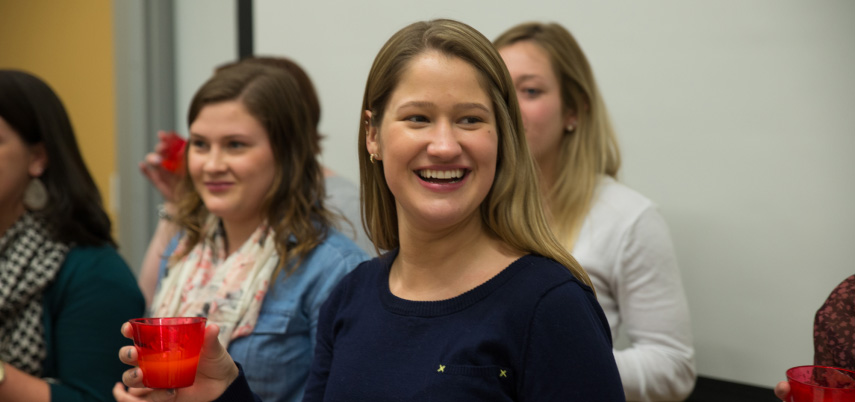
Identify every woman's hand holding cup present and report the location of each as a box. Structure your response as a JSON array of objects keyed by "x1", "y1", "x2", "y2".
[{"x1": 113, "y1": 321, "x2": 240, "y2": 402}]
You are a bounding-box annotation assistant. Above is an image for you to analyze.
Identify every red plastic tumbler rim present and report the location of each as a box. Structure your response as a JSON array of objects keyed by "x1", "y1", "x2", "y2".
[
  {"x1": 786, "y1": 365, "x2": 855, "y2": 391},
  {"x1": 129, "y1": 317, "x2": 207, "y2": 326}
]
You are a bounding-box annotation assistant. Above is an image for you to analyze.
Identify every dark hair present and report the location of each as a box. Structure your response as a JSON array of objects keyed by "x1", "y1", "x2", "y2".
[
  {"x1": 0, "y1": 70, "x2": 115, "y2": 247},
  {"x1": 217, "y1": 56, "x2": 323, "y2": 155},
  {"x1": 174, "y1": 62, "x2": 331, "y2": 276}
]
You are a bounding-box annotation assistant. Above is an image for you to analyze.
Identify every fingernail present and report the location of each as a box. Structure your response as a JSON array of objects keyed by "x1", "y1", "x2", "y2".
[
  {"x1": 127, "y1": 348, "x2": 132, "y2": 359},
  {"x1": 132, "y1": 368, "x2": 139, "y2": 378},
  {"x1": 167, "y1": 388, "x2": 176, "y2": 395},
  {"x1": 152, "y1": 155, "x2": 162, "y2": 164}
]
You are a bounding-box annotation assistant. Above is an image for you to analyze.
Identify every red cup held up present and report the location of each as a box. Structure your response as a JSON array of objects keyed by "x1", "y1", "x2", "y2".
[
  {"x1": 129, "y1": 317, "x2": 206, "y2": 389},
  {"x1": 160, "y1": 131, "x2": 187, "y2": 173}
]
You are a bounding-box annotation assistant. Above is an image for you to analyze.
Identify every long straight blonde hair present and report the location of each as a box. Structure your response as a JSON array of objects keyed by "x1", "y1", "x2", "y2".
[
  {"x1": 495, "y1": 22, "x2": 621, "y2": 250},
  {"x1": 358, "y1": 19, "x2": 594, "y2": 291}
]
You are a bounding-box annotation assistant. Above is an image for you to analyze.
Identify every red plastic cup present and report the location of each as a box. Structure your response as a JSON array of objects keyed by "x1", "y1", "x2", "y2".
[
  {"x1": 787, "y1": 365, "x2": 855, "y2": 401},
  {"x1": 160, "y1": 131, "x2": 187, "y2": 173},
  {"x1": 129, "y1": 317, "x2": 206, "y2": 388}
]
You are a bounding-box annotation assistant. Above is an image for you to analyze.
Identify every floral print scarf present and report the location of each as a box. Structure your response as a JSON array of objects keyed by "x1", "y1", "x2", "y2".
[{"x1": 151, "y1": 216, "x2": 279, "y2": 348}]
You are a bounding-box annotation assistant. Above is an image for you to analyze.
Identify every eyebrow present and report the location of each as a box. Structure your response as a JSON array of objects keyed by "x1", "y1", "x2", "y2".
[
  {"x1": 514, "y1": 74, "x2": 543, "y2": 83},
  {"x1": 398, "y1": 101, "x2": 434, "y2": 110},
  {"x1": 188, "y1": 133, "x2": 252, "y2": 140},
  {"x1": 454, "y1": 102, "x2": 491, "y2": 114},
  {"x1": 398, "y1": 101, "x2": 491, "y2": 113}
]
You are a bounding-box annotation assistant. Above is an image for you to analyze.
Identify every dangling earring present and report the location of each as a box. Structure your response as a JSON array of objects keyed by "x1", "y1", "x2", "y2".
[
  {"x1": 24, "y1": 177, "x2": 48, "y2": 211},
  {"x1": 369, "y1": 153, "x2": 380, "y2": 164}
]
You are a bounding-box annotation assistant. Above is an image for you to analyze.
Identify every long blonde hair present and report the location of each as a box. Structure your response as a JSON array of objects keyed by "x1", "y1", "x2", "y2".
[
  {"x1": 173, "y1": 62, "x2": 333, "y2": 277},
  {"x1": 495, "y1": 22, "x2": 621, "y2": 249},
  {"x1": 358, "y1": 19, "x2": 593, "y2": 290}
]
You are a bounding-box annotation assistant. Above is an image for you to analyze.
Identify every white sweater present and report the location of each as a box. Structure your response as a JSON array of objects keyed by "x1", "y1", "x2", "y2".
[{"x1": 572, "y1": 177, "x2": 696, "y2": 401}]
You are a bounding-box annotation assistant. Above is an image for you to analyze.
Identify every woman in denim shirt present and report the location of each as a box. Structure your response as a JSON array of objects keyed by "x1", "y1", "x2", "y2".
[
  {"x1": 154, "y1": 231, "x2": 364, "y2": 402},
  {"x1": 118, "y1": 61, "x2": 368, "y2": 402}
]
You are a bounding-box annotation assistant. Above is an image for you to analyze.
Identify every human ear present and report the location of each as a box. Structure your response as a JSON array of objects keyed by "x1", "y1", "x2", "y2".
[
  {"x1": 365, "y1": 110, "x2": 380, "y2": 158},
  {"x1": 563, "y1": 107, "x2": 578, "y2": 129},
  {"x1": 28, "y1": 143, "x2": 48, "y2": 176}
]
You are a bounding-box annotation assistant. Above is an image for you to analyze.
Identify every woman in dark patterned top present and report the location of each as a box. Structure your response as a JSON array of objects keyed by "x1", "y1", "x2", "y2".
[
  {"x1": 775, "y1": 274, "x2": 855, "y2": 400},
  {"x1": 813, "y1": 275, "x2": 855, "y2": 370}
]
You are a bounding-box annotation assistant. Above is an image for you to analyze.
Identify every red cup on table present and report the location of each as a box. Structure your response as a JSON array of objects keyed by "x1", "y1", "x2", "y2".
[
  {"x1": 160, "y1": 131, "x2": 187, "y2": 173},
  {"x1": 129, "y1": 317, "x2": 206, "y2": 389},
  {"x1": 786, "y1": 365, "x2": 855, "y2": 401}
]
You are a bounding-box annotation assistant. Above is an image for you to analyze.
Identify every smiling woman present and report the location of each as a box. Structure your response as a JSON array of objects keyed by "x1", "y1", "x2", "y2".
[
  {"x1": 113, "y1": 63, "x2": 368, "y2": 402},
  {"x1": 364, "y1": 50, "x2": 498, "y2": 239},
  {"x1": 306, "y1": 18, "x2": 624, "y2": 401},
  {"x1": 185, "y1": 100, "x2": 276, "y2": 250},
  {"x1": 307, "y1": 18, "x2": 623, "y2": 401}
]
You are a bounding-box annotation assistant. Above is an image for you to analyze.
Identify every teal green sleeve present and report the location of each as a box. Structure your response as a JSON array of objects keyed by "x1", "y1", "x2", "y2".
[{"x1": 41, "y1": 246, "x2": 146, "y2": 402}]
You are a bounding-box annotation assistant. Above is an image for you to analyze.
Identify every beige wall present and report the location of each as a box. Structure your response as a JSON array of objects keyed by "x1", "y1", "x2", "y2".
[{"x1": 0, "y1": 0, "x2": 117, "y2": 224}]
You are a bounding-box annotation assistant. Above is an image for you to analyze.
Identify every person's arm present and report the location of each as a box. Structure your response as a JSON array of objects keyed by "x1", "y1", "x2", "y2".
[
  {"x1": 138, "y1": 204, "x2": 179, "y2": 307},
  {"x1": 137, "y1": 131, "x2": 184, "y2": 306},
  {"x1": 47, "y1": 247, "x2": 146, "y2": 401},
  {"x1": 612, "y1": 207, "x2": 696, "y2": 401},
  {"x1": 521, "y1": 281, "x2": 625, "y2": 400},
  {"x1": 0, "y1": 363, "x2": 50, "y2": 401}
]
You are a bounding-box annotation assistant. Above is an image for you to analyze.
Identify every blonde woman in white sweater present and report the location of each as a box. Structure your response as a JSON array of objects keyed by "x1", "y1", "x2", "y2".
[{"x1": 496, "y1": 22, "x2": 696, "y2": 401}]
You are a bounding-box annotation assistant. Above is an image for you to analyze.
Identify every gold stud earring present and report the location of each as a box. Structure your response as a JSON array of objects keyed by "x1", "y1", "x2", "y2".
[{"x1": 370, "y1": 153, "x2": 379, "y2": 164}]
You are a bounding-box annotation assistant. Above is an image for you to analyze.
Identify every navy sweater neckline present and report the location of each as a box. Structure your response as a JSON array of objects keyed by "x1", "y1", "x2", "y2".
[{"x1": 377, "y1": 250, "x2": 534, "y2": 317}]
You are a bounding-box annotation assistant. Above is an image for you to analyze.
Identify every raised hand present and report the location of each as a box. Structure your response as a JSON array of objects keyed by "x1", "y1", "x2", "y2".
[{"x1": 139, "y1": 130, "x2": 185, "y2": 203}]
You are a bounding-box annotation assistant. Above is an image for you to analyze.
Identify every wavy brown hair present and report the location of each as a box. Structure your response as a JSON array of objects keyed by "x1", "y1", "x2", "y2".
[
  {"x1": 173, "y1": 63, "x2": 332, "y2": 277},
  {"x1": 217, "y1": 56, "x2": 323, "y2": 155},
  {"x1": 358, "y1": 19, "x2": 593, "y2": 290},
  {"x1": 495, "y1": 22, "x2": 621, "y2": 249}
]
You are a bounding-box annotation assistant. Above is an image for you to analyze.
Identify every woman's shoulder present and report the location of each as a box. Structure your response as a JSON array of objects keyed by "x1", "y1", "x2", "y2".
[
  {"x1": 337, "y1": 253, "x2": 388, "y2": 284},
  {"x1": 318, "y1": 227, "x2": 369, "y2": 256},
  {"x1": 268, "y1": 229, "x2": 371, "y2": 302},
  {"x1": 507, "y1": 255, "x2": 596, "y2": 300},
  {"x1": 325, "y1": 253, "x2": 389, "y2": 296},
  {"x1": 580, "y1": 176, "x2": 670, "y2": 239},
  {"x1": 303, "y1": 255, "x2": 385, "y2": 319},
  {"x1": 519, "y1": 256, "x2": 607, "y2": 319},
  {"x1": 48, "y1": 244, "x2": 144, "y2": 307},
  {"x1": 592, "y1": 176, "x2": 656, "y2": 218},
  {"x1": 60, "y1": 245, "x2": 135, "y2": 280}
]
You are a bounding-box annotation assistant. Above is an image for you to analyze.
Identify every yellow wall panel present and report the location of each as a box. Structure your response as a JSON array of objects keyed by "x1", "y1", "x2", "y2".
[{"x1": 0, "y1": 0, "x2": 117, "y2": 224}]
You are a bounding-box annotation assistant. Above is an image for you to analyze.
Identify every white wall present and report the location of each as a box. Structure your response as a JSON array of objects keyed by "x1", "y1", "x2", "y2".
[
  {"x1": 173, "y1": 0, "x2": 237, "y2": 136},
  {"x1": 170, "y1": 0, "x2": 855, "y2": 389}
]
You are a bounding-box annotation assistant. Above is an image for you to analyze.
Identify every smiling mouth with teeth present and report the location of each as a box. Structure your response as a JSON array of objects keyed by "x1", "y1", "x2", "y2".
[{"x1": 417, "y1": 168, "x2": 466, "y2": 183}]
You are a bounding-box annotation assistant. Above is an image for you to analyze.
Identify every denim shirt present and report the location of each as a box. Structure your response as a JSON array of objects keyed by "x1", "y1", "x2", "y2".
[{"x1": 159, "y1": 228, "x2": 369, "y2": 402}]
